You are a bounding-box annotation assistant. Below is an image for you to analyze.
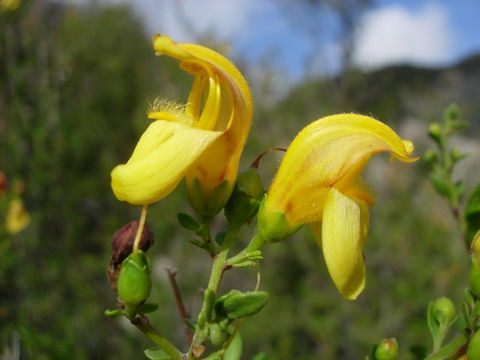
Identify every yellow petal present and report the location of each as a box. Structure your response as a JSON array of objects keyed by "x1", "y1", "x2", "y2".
[
  {"x1": 321, "y1": 188, "x2": 367, "y2": 300},
  {"x1": 266, "y1": 113, "x2": 416, "y2": 224},
  {"x1": 6, "y1": 199, "x2": 30, "y2": 234},
  {"x1": 111, "y1": 120, "x2": 222, "y2": 205},
  {"x1": 152, "y1": 35, "x2": 253, "y2": 190}
]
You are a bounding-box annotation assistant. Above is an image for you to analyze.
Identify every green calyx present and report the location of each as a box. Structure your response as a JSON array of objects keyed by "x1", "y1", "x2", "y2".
[
  {"x1": 117, "y1": 250, "x2": 152, "y2": 316},
  {"x1": 186, "y1": 178, "x2": 232, "y2": 218},
  {"x1": 257, "y1": 196, "x2": 303, "y2": 243},
  {"x1": 374, "y1": 338, "x2": 398, "y2": 360}
]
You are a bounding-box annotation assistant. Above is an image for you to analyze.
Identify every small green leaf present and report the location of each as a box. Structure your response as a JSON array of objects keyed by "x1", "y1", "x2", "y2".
[
  {"x1": 429, "y1": 168, "x2": 450, "y2": 199},
  {"x1": 222, "y1": 291, "x2": 270, "y2": 319},
  {"x1": 144, "y1": 347, "x2": 171, "y2": 360},
  {"x1": 215, "y1": 229, "x2": 227, "y2": 246},
  {"x1": 177, "y1": 213, "x2": 200, "y2": 231},
  {"x1": 224, "y1": 332, "x2": 243, "y2": 360},
  {"x1": 183, "y1": 318, "x2": 196, "y2": 330},
  {"x1": 204, "y1": 288, "x2": 216, "y2": 323},
  {"x1": 138, "y1": 302, "x2": 158, "y2": 314},
  {"x1": 465, "y1": 185, "x2": 480, "y2": 240},
  {"x1": 104, "y1": 309, "x2": 123, "y2": 317}
]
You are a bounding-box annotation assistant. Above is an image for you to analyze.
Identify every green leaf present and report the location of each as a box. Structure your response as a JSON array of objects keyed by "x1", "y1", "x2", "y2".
[
  {"x1": 466, "y1": 185, "x2": 480, "y2": 240},
  {"x1": 183, "y1": 318, "x2": 196, "y2": 330},
  {"x1": 177, "y1": 213, "x2": 200, "y2": 231},
  {"x1": 222, "y1": 291, "x2": 270, "y2": 319},
  {"x1": 429, "y1": 168, "x2": 450, "y2": 199},
  {"x1": 144, "y1": 347, "x2": 171, "y2": 360},
  {"x1": 224, "y1": 332, "x2": 243, "y2": 360},
  {"x1": 104, "y1": 309, "x2": 123, "y2": 317},
  {"x1": 215, "y1": 229, "x2": 227, "y2": 246},
  {"x1": 138, "y1": 302, "x2": 159, "y2": 314}
]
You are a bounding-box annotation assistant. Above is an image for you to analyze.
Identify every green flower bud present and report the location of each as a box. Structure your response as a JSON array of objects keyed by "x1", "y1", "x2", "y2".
[
  {"x1": 117, "y1": 250, "x2": 151, "y2": 316},
  {"x1": 428, "y1": 123, "x2": 442, "y2": 142},
  {"x1": 470, "y1": 265, "x2": 480, "y2": 297},
  {"x1": 236, "y1": 168, "x2": 264, "y2": 200},
  {"x1": 468, "y1": 329, "x2": 480, "y2": 360},
  {"x1": 215, "y1": 290, "x2": 269, "y2": 320},
  {"x1": 209, "y1": 323, "x2": 227, "y2": 346},
  {"x1": 423, "y1": 149, "x2": 437, "y2": 164},
  {"x1": 432, "y1": 297, "x2": 456, "y2": 324},
  {"x1": 374, "y1": 338, "x2": 398, "y2": 360}
]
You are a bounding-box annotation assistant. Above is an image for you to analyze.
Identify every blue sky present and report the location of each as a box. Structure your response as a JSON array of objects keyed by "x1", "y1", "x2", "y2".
[{"x1": 73, "y1": 0, "x2": 480, "y2": 79}]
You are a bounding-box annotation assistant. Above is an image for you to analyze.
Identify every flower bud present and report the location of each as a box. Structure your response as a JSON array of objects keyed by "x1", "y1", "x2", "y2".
[
  {"x1": 117, "y1": 251, "x2": 152, "y2": 316},
  {"x1": 374, "y1": 338, "x2": 398, "y2": 360},
  {"x1": 431, "y1": 297, "x2": 456, "y2": 324},
  {"x1": 209, "y1": 323, "x2": 227, "y2": 346},
  {"x1": 423, "y1": 149, "x2": 437, "y2": 164},
  {"x1": 428, "y1": 123, "x2": 442, "y2": 143},
  {"x1": 468, "y1": 329, "x2": 480, "y2": 360},
  {"x1": 6, "y1": 199, "x2": 30, "y2": 234},
  {"x1": 0, "y1": 171, "x2": 7, "y2": 196}
]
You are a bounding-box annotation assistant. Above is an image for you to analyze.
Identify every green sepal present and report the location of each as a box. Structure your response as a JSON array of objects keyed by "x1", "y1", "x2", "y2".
[
  {"x1": 427, "y1": 301, "x2": 438, "y2": 338},
  {"x1": 223, "y1": 332, "x2": 243, "y2": 360},
  {"x1": 215, "y1": 229, "x2": 227, "y2": 246},
  {"x1": 216, "y1": 290, "x2": 270, "y2": 320},
  {"x1": 215, "y1": 290, "x2": 241, "y2": 319},
  {"x1": 465, "y1": 185, "x2": 480, "y2": 241},
  {"x1": 225, "y1": 191, "x2": 260, "y2": 228},
  {"x1": 177, "y1": 212, "x2": 200, "y2": 231},
  {"x1": 257, "y1": 196, "x2": 303, "y2": 243},
  {"x1": 104, "y1": 309, "x2": 123, "y2": 317},
  {"x1": 117, "y1": 250, "x2": 151, "y2": 316},
  {"x1": 251, "y1": 352, "x2": 271, "y2": 360},
  {"x1": 186, "y1": 178, "x2": 232, "y2": 218},
  {"x1": 138, "y1": 302, "x2": 159, "y2": 314},
  {"x1": 144, "y1": 347, "x2": 171, "y2": 360},
  {"x1": 236, "y1": 168, "x2": 265, "y2": 200}
]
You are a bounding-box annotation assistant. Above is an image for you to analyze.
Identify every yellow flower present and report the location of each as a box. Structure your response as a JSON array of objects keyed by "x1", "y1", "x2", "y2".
[
  {"x1": 6, "y1": 199, "x2": 30, "y2": 234},
  {"x1": 260, "y1": 114, "x2": 417, "y2": 299},
  {"x1": 111, "y1": 35, "x2": 252, "y2": 212},
  {"x1": 0, "y1": 0, "x2": 20, "y2": 11}
]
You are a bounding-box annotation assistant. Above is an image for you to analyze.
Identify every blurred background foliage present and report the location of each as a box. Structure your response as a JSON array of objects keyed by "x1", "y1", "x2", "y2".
[{"x1": 0, "y1": 0, "x2": 479, "y2": 359}]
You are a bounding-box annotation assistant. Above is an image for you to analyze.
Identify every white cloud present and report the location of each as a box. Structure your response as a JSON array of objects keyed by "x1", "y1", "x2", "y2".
[
  {"x1": 353, "y1": 4, "x2": 454, "y2": 69},
  {"x1": 134, "y1": 0, "x2": 266, "y2": 43}
]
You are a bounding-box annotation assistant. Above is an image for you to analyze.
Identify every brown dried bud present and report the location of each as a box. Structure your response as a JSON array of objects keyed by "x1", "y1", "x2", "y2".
[
  {"x1": 0, "y1": 171, "x2": 7, "y2": 196},
  {"x1": 111, "y1": 221, "x2": 154, "y2": 266},
  {"x1": 107, "y1": 221, "x2": 154, "y2": 292}
]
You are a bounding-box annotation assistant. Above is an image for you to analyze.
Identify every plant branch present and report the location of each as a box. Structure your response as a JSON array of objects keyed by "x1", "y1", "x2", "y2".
[{"x1": 166, "y1": 268, "x2": 193, "y2": 345}]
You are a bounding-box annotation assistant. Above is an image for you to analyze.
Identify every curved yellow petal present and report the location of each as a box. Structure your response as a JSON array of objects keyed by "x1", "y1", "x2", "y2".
[
  {"x1": 152, "y1": 35, "x2": 253, "y2": 189},
  {"x1": 321, "y1": 188, "x2": 367, "y2": 300},
  {"x1": 266, "y1": 114, "x2": 416, "y2": 224},
  {"x1": 111, "y1": 120, "x2": 221, "y2": 205}
]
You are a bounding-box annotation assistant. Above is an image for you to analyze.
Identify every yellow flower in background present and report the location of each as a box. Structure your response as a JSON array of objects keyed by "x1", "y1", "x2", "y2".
[
  {"x1": 111, "y1": 35, "x2": 252, "y2": 213},
  {"x1": 6, "y1": 199, "x2": 30, "y2": 234},
  {"x1": 0, "y1": 0, "x2": 20, "y2": 11},
  {"x1": 259, "y1": 114, "x2": 417, "y2": 299}
]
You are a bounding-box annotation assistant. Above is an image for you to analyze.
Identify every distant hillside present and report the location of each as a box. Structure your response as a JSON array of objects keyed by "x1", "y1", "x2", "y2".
[{"x1": 263, "y1": 53, "x2": 480, "y2": 139}]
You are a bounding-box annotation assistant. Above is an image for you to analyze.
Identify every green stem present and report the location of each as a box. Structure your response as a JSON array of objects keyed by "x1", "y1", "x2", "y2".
[
  {"x1": 425, "y1": 333, "x2": 467, "y2": 360},
  {"x1": 187, "y1": 226, "x2": 240, "y2": 359},
  {"x1": 131, "y1": 315, "x2": 182, "y2": 360}
]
